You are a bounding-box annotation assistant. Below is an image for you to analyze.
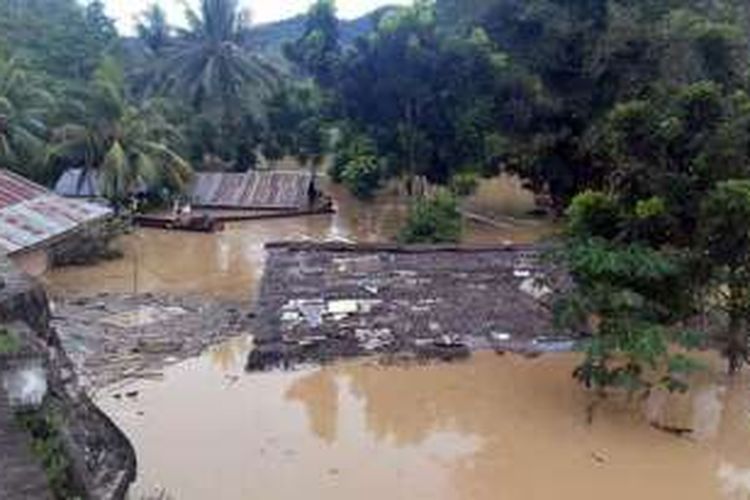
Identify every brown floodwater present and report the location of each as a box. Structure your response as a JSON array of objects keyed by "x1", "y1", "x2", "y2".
[
  {"x1": 42, "y1": 176, "x2": 556, "y2": 300},
  {"x1": 44, "y1": 176, "x2": 750, "y2": 500},
  {"x1": 98, "y1": 341, "x2": 750, "y2": 500}
]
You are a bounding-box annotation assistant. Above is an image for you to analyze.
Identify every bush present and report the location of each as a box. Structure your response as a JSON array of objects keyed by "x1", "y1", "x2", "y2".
[
  {"x1": 330, "y1": 132, "x2": 383, "y2": 198},
  {"x1": 449, "y1": 171, "x2": 479, "y2": 197},
  {"x1": 566, "y1": 190, "x2": 622, "y2": 240},
  {"x1": 398, "y1": 191, "x2": 462, "y2": 244},
  {"x1": 0, "y1": 328, "x2": 20, "y2": 355},
  {"x1": 341, "y1": 154, "x2": 382, "y2": 199}
]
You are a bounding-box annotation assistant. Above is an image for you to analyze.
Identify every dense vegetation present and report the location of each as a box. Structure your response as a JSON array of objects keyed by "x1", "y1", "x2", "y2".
[
  {"x1": 3, "y1": 0, "x2": 750, "y2": 386},
  {"x1": 287, "y1": 0, "x2": 750, "y2": 386}
]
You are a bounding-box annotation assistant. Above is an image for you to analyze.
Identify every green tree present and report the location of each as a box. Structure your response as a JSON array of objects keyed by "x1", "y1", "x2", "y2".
[
  {"x1": 329, "y1": 2, "x2": 518, "y2": 192},
  {"x1": 559, "y1": 191, "x2": 701, "y2": 393},
  {"x1": 137, "y1": 4, "x2": 172, "y2": 56},
  {"x1": 49, "y1": 59, "x2": 191, "y2": 203},
  {"x1": 398, "y1": 190, "x2": 463, "y2": 243},
  {"x1": 159, "y1": 0, "x2": 278, "y2": 112},
  {"x1": 443, "y1": 0, "x2": 750, "y2": 210},
  {"x1": 699, "y1": 180, "x2": 750, "y2": 373},
  {"x1": 0, "y1": 56, "x2": 53, "y2": 179},
  {"x1": 284, "y1": 0, "x2": 342, "y2": 87},
  {"x1": 0, "y1": 0, "x2": 116, "y2": 79},
  {"x1": 265, "y1": 82, "x2": 329, "y2": 175}
]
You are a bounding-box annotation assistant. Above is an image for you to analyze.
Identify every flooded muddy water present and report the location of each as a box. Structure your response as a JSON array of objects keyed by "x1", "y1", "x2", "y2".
[
  {"x1": 45, "y1": 176, "x2": 750, "y2": 500},
  {"x1": 43, "y1": 177, "x2": 556, "y2": 300},
  {"x1": 99, "y1": 343, "x2": 750, "y2": 500}
]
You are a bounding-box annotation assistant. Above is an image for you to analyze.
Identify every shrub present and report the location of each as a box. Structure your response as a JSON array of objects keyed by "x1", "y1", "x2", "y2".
[
  {"x1": 449, "y1": 171, "x2": 480, "y2": 197},
  {"x1": 398, "y1": 191, "x2": 462, "y2": 243},
  {"x1": 341, "y1": 154, "x2": 382, "y2": 199},
  {"x1": 566, "y1": 190, "x2": 622, "y2": 240},
  {"x1": 0, "y1": 328, "x2": 21, "y2": 356}
]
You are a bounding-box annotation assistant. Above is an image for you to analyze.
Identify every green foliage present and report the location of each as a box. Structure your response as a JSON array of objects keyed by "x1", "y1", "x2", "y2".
[
  {"x1": 137, "y1": 4, "x2": 172, "y2": 56},
  {"x1": 0, "y1": 57, "x2": 53, "y2": 180},
  {"x1": 398, "y1": 191, "x2": 462, "y2": 243},
  {"x1": 449, "y1": 171, "x2": 480, "y2": 197},
  {"x1": 0, "y1": 328, "x2": 20, "y2": 356},
  {"x1": 700, "y1": 180, "x2": 750, "y2": 268},
  {"x1": 0, "y1": 0, "x2": 116, "y2": 80},
  {"x1": 566, "y1": 191, "x2": 622, "y2": 240},
  {"x1": 17, "y1": 407, "x2": 80, "y2": 498},
  {"x1": 157, "y1": 0, "x2": 278, "y2": 112},
  {"x1": 48, "y1": 59, "x2": 192, "y2": 204},
  {"x1": 435, "y1": 0, "x2": 750, "y2": 209},
  {"x1": 294, "y1": 0, "x2": 521, "y2": 189},
  {"x1": 265, "y1": 82, "x2": 329, "y2": 168},
  {"x1": 284, "y1": 0, "x2": 342, "y2": 87},
  {"x1": 560, "y1": 188, "x2": 702, "y2": 393},
  {"x1": 330, "y1": 131, "x2": 382, "y2": 197},
  {"x1": 698, "y1": 180, "x2": 750, "y2": 372},
  {"x1": 559, "y1": 237, "x2": 698, "y2": 393},
  {"x1": 341, "y1": 153, "x2": 382, "y2": 199}
]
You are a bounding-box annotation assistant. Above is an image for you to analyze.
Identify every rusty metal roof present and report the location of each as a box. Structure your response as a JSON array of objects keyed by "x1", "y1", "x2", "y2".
[
  {"x1": 190, "y1": 171, "x2": 313, "y2": 210},
  {"x1": 0, "y1": 170, "x2": 111, "y2": 255}
]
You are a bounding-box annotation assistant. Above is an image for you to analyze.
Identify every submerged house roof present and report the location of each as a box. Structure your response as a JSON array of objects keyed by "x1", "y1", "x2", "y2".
[
  {"x1": 53, "y1": 168, "x2": 101, "y2": 198},
  {"x1": 249, "y1": 242, "x2": 567, "y2": 369},
  {"x1": 0, "y1": 170, "x2": 111, "y2": 255},
  {"x1": 190, "y1": 171, "x2": 314, "y2": 210},
  {"x1": 54, "y1": 168, "x2": 147, "y2": 198}
]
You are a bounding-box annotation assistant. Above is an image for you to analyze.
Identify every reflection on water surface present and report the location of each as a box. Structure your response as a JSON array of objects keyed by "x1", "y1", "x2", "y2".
[
  {"x1": 43, "y1": 177, "x2": 557, "y2": 300},
  {"x1": 99, "y1": 343, "x2": 750, "y2": 500}
]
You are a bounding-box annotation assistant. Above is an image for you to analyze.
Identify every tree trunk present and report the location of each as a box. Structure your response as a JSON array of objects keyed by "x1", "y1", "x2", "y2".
[
  {"x1": 726, "y1": 280, "x2": 748, "y2": 374},
  {"x1": 726, "y1": 314, "x2": 745, "y2": 374}
]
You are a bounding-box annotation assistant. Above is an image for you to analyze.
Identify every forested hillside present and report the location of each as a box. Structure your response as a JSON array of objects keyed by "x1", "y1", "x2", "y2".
[{"x1": 245, "y1": 6, "x2": 395, "y2": 68}]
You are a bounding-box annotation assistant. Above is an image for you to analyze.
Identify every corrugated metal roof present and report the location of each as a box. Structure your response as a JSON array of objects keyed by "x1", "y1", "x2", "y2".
[
  {"x1": 190, "y1": 171, "x2": 313, "y2": 210},
  {"x1": 54, "y1": 168, "x2": 101, "y2": 198},
  {"x1": 0, "y1": 170, "x2": 111, "y2": 255}
]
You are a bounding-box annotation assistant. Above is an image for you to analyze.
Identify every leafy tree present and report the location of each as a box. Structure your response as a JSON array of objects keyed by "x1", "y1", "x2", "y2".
[
  {"x1": 265, "y1": 82, "x2": 329, "y2": 174},
  {"x1": 49, "y1": 59, "x2": 191, "y2": 204},
  {"x1": 0, "y1": 0, "x2": 116, "y2": 79},
  {"x1": 559, "y1": 191, "x2": 701, "y2": 393},
  {"x1": 136, "y1": 4, "x2": 172, "y2": 56},
  {"x1": 326, "y1": 2, "x2": 520, "y2": 194},
  {"x1": 0, "y1": 56, "x2": 53, "y2": 178},
  {"x1": 398, "y1": 190, "x2": 463, "y2": 243},
  {"x1": 442, "y1": 0, "x2": 750, "y2": 210},
  {"x1": 284, "y1": 0, "x2": 342, "y2": 87},
  {"x1": 699, "y1": 180, "x2": 750, "y2": 373},
  {"x1": 159, "y1": 0, "x2": 278, "y2": 112}
]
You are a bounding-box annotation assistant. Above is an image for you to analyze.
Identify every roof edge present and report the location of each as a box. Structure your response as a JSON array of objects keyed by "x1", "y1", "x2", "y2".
[{"x1": 264, "y1": 241, "x2": 553, "y2": 253}]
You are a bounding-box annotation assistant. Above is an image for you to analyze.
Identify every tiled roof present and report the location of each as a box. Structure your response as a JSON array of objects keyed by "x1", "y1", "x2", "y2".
[{"x1": 0, "y1": 170, "x2": 111, "y2": 255}]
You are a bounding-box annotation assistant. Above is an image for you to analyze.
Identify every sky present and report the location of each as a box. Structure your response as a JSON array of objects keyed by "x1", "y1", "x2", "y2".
[{"x1": 104, "y1": 0, "x2": 411, "y2": 35}]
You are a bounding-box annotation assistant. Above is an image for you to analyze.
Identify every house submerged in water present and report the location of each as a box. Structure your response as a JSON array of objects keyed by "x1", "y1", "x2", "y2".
[
  {"x1": 248, "y1": 242, "x2": 571, "y2": 370},
  {"x1": 0, "y1": 169, "x2": 111, "y2": 275}
]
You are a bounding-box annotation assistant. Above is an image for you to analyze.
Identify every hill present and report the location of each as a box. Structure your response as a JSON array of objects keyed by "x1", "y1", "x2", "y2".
[{"x1": 245, "y1": 6, "x2": 397, "y2": 68}]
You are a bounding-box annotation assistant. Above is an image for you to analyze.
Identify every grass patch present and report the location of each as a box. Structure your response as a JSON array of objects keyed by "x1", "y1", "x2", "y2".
[
  {"x1": 16, "y1": 406, "x2": 82, "y2": 499},
  {"x1": 0, "y1": 328, "x2": 21, "y2": 356}
]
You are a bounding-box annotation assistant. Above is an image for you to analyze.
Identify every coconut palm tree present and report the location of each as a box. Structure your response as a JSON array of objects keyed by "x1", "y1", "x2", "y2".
[
  {"x1": 159, "y1": 0, "x2": 278, "y2": 112},
  {"x1": 137, "y1": 4, "x2": 172, "y2": 56},
  {"x1": 49, "y1": 58, "x2": 192, "y2": 203},
  {"x1": 0, "y1": 57, "x2": 53, "y2": 177}
]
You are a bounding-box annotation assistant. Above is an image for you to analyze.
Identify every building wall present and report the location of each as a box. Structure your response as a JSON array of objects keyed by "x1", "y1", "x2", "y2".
[{"x1": 10, "y1": 249, "x2": 49, "y2": 277}]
